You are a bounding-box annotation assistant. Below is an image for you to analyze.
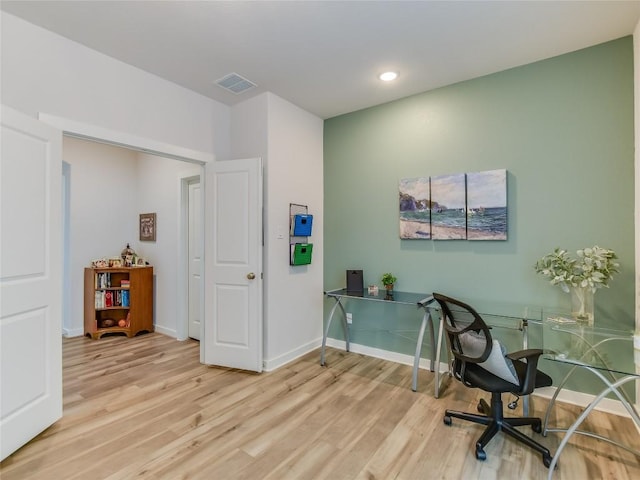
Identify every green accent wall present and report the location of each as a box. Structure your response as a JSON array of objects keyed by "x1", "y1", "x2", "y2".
[{"x1": 323, "y1": 37, "x2": 635, "y2": 397}]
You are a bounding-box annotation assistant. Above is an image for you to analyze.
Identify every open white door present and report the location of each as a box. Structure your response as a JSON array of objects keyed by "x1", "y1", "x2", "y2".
[
  {"x1": 1, "y1": 106, "x2": 62, "y2": 460},
  {"x1": 204, "y1": 158, "x2": 263, "y2": 372}
]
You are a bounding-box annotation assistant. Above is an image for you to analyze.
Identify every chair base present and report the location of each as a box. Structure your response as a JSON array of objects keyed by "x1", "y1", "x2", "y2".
[{"x1": 444, "y1": 393, "x2": 554, "y2": 468}]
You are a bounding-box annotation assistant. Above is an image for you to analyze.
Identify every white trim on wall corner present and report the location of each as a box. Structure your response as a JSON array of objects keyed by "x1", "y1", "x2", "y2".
[{"x1": 633, "y1": 18, "x2": 640, "y2": 433}]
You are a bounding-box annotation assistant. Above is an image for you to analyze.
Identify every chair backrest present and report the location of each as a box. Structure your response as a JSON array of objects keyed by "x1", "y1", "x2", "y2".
[{"x1": 433, "y1": 293, "x2": 493, "y2": 376}]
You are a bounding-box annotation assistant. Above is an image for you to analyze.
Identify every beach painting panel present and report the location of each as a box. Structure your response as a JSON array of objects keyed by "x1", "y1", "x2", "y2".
[
  {"x1": 431, "y1": 173, "x2": 467, "y2": 240},
  {"x1": 399, "y1": 177, "x2": 431, "y2": 239},
  {"x1": 466, "y1": 169, "x2": 507, "y2": 240}
]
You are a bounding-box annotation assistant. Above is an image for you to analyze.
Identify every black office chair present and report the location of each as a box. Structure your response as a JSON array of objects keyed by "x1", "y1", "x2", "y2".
[{"x1": 433, "y1": 293, "x2": 554, "y2": 468}]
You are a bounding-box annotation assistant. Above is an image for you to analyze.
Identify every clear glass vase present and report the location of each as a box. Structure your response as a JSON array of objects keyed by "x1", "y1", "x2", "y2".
[{"x1": 570, "y1": 286, "x2": 595, "y2": 326}]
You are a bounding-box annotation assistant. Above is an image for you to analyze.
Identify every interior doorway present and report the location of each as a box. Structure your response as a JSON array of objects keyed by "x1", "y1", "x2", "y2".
[
  {"x1": 43, "y1": 113, "x2": 211, "y2": 344},
  {"x1": 179, "y1": 175, "x2": 202, "y2": 341}
]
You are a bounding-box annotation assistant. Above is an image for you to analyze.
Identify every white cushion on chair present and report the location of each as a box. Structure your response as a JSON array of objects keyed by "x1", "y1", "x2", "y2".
[{"x1": 459, "y1": 332, "x2": 519, "y2": 385}]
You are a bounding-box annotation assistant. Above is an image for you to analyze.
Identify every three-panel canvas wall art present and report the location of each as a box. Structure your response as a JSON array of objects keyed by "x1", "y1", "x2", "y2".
[{"x1": 399, "y1": 169, "x2": 507, "y2": 240}]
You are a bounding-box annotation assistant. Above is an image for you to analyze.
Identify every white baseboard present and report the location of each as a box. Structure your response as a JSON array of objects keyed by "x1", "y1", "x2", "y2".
[
  {"x1": 325, "y1": 339, "x2": 636, "y2": 419},
  {"x1": 62, "y1": 327, "x2": 84, "y2": 338},
  {"x1": 263, "y1": 337, "x2": 323, "y2": 372},
  {"x1": 325, "y1": 338, "x2": 449, "y2": 374},
  {"x1": 153, "y1": 325, "x2": 176, "y2": 338},
  {"x1": 532, "y1": 386, "x2": 635, "y2": 419}
]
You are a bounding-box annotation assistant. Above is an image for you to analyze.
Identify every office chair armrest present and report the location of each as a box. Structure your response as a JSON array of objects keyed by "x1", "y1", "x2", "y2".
[
  {"x1": 506, "y1": 349, "x2": 544, "y2": 395},
  {"x1": 506, "y1": 348, "x2": 543, "y2": 362}
]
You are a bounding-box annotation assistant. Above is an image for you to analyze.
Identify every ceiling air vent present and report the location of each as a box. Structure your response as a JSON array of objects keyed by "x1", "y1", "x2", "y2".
[{"x1": 215, "y1": 73, "x2": 257, "y2": 94}]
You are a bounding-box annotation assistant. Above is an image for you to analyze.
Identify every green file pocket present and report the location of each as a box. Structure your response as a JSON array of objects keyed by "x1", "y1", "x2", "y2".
[{"x1": 291, "y1": 243, "x2": 313, "y2": 266}]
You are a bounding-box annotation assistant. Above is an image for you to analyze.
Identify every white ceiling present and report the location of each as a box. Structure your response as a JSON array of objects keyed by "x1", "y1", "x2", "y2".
[{"x1": 3, "y1": 1, "x2": 640, "y2": 119}]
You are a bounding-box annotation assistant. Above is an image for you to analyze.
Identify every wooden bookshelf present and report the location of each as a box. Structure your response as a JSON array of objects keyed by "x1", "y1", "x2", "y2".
[{"x1": 84, "y1": 267, "x2": 154, "y2": 339}]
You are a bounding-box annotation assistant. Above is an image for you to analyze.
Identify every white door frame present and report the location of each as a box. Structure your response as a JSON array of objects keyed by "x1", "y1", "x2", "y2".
[
  {"x1": 61, "y1": 161, "x2": 72, "y2": 336},
  {"x1": 178, "y1": 174, "x2": 203, "y2": 342},
  {"x1": 38, "y1": 114, "x2": 212, "y2": 354}
]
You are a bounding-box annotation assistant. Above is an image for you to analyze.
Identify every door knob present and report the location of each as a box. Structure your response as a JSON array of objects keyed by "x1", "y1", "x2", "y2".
[{"x1": 247, "y1": 272, "x2": 256, "y2": 280}]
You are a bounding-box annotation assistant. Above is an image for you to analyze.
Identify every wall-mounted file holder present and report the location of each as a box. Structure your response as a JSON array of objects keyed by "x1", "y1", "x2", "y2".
[
  {"x1": 290, "y1": 203, "x2": 313, "y2": 266},
  {"x1": 291, "y1": 243, "x2": 313, "y2": 266},
  {"x1": 292, "y1": 214, "x2": 313, "y2": 236}
]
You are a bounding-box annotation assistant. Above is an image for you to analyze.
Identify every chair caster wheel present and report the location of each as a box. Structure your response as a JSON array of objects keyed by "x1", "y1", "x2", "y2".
[
  {"x1": 543, "y1": 454, "x2": 555, "y2": 469},
  {"x1": 477, "y1": 401, "x2": 484, "y2": 414},
  {"x1": 532, "y1": 419, "x2": 542, "y2": 434},
  {"x1": 443, "y1": 415, "x2": 452, "y2": 426},
  {"x1": 475, "y1": 446, "x2": 487, "y2": 461}
]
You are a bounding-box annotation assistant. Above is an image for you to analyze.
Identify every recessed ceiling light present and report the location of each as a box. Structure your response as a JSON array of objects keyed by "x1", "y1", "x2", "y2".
[{"x1": 379, "y1": 71, "x2": 398, "y2": 82}]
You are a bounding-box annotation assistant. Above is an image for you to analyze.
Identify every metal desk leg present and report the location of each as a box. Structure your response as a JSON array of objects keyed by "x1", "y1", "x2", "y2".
[
  {"x1": 412, "y1": 309, "x2": 435, "y2": 392},
  {"x1": 546, "y1": 373, "x2": 640, "y2": 480},
  {"x1": 321, "y1": 297, "x2": 349, "y2": 366},
  {"x1": 522, "y1": 320, "x2": 530, "y2": 417},
  {"x1": 434, "y1": 311, "x2": 448, "y2": 398}
]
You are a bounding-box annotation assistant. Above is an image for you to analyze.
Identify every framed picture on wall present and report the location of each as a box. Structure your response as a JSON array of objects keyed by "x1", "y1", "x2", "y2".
[
  {"x1": 139, "y1": 213, "x2": 156, "y2": 242},
  {"x1": 431, "y1": 173, "x2": 467, "y2": 240},
  {"x1": 467, "y1": 169, "x2": 507, "y2": 240}
]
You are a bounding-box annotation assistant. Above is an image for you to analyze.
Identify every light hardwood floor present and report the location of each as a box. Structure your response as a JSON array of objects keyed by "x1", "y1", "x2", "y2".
[{"x1": 1, "y1": 333, "x2": 639, "y2": 479}]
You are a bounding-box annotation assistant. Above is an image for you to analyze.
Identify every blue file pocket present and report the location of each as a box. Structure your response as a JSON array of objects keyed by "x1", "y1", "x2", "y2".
[{"x1": 292, "y1": 214, "x2": 313, "y2": 236}]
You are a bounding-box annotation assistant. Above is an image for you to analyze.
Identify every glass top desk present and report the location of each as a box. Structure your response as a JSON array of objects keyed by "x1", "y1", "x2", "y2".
[
  {"x1": 323, "y1": 290, "x2": 543, "y2": 399},
  {"x1": 322, "y1": 288, "x2": 436, "y2": 394},
  {"x1": 541, "y1": 320, "x2": 639, "y2": 478}
]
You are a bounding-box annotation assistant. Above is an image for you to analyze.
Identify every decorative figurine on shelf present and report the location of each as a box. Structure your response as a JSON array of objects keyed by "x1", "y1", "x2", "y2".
[
  {"x1": 121, "y1": 243, "x2": 136, "y2": 267},
  {"x1": 92, "y1": 258, "x2": 108, "y2": 268},
  {"x1": 109, "y1": 258, "x2": 122, "y2": 268}
]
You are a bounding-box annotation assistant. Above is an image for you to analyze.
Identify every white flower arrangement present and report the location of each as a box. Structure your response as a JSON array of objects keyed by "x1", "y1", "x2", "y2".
[{"x1": 534, "y1": 246, "x2": 619, "y2": 293}]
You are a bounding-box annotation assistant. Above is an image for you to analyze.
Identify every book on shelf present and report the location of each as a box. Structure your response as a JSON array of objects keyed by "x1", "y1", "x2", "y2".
[
  {"x1": 121, "y1": 290, "x2": 130, "y2": 307},
  {"x1": 94, "y1": 291, "x2": 105, "y2": 309},
  {"x1": 104, "y1": 291, "x2": 113, "y2": 307},
  {"x1": 95, "y1": 272, "x2": 112, "y2": 289},
  {"x1": 121, "y1": 279, "x2": 130, "y2": 289}
]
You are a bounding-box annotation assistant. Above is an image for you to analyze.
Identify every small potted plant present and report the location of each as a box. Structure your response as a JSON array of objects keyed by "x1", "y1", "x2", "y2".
[{"x1": 381, "y1": 273, "x2": 397, "y2": 291}]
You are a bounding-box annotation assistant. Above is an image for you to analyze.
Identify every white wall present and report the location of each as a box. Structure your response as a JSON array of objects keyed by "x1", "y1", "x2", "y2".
[
  {"x1": 135, "y1": 153, "x2": 200, "y2": 337},
  {"x1": 231, "y1": 92, "x2": 324, "y2": 370},
  {"x1": 1, "y1": 12, "x2": 229, "y2": 157},
  {"x1": 1, "y1": 11, "x2": 228, "y2": 339},
  {"x1": 4, "y1": 11, "x2": 326, "y2": 372},
  {"x1": 635, "y1": 23, "x2": 640, "y2": 332},
  {"x1": 62, "y1": 137, "x2": 201, "y2": 338},
  {"x1": 63, "y1": 137, "x2": 139, "y2": 336},
  {"x1": 264, "y1": 93, "x2": 324, "y2": 369}
]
